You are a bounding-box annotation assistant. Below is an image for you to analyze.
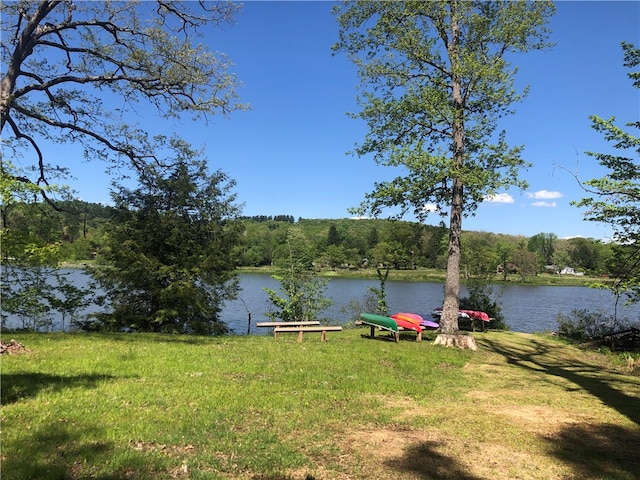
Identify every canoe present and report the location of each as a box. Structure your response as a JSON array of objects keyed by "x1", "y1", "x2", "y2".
[
  {"x1": 431, "y1": 308, "x2": 471, "y2": 320},
  {"x1": 390, "y1": 315, "x2": 422, "y2": 333},
  {"x1": 359, "y1": 313, "x2": 399, "y2": 333},
  {"x1": 460, "y1": 310, "x2": 490, "y2": 321},
  {"x1": 420, "y1": 318, "x2": 440, "y2": 329},
  {"x1": 393, "y1": 312, "x2": 439, "y2": 329},
  {"x1": 432, "y1": 308, "x2": 489, "y2": 322},
  {"x1": 392, "y1": 312, "x2": 423, "y2": 327}
]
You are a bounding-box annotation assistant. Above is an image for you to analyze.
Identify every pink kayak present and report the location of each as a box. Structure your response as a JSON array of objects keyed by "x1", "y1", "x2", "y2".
[
  {"x1": 392, "y1": 312, "x2": 423, "y2": 326},
  {"x1": 459, "y1": 310, "x2": 490, "y2": 321},
  {"x1": 432, "y1": 308, "x2": 489, "y2": 322},
  {"x1": 390, "y1": 314, "x2": 422, "y2": 333},
  {"x1": 394, "y1": 312, "x2": 439, "y2": 329}
]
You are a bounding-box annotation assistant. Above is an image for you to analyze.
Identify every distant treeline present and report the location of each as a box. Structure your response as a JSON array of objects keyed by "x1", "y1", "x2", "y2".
[
  {"x1": 240, "y1": 215, "x2": 295, "y2": 223},
  {"x1": 2, "y1": 200, "x2": 629, "y2": 280}
]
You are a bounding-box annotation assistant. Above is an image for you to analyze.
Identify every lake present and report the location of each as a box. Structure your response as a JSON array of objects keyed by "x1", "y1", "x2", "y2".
[
  {"x1": 4, "y1": 271, "x2": 639, "y2": 334},
  {"x1": 227, "y1": 274, "x2": 639, "y2": 334}
]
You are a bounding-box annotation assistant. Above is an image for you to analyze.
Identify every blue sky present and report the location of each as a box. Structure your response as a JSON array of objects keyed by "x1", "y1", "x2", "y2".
[{"x1": 66, "y1": 1, "x2": 639, "y2": 240}]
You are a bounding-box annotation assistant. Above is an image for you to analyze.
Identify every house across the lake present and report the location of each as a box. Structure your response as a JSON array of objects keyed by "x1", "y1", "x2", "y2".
[{"x1": 559, "y1": 267, "x2": 585, "y2": 276}]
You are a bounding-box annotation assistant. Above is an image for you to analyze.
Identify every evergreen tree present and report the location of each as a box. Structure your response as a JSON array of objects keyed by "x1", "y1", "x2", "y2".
[{"x1": 92, "y1": 139, "x2": 242, "y2": 334}]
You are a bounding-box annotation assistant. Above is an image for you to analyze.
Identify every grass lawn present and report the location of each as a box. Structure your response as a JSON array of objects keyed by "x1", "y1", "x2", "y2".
[{"x1": 1, "y1": 329, "x2": 639, "y2": 479}]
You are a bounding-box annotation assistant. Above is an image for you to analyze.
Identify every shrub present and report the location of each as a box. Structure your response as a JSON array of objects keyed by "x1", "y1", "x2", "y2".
[
  {"x1": 557, "y1": 309, "x2": 639, "y2": 352},
  {"x1": 459, "y1": 281, "x2": 508, "y2": 330}
]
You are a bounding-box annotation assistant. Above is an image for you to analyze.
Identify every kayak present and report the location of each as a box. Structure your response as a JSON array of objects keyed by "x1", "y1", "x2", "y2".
[
  {"x1": 359, "y1": 313, "x2": 398, "y2": 333},
  {"x1": 460, "y1": 310, "x2": 490, "y2": 321},
  {"x1": 392, "y1": 312, "x2": 439, "y2": 329},
  {"x1": 432, "y1": 308, "x2": 485, "y2": 320},
  {"x1": 420, "y1": 318, "x2": 440, "y2": 329},
  {"x1": 390, "y1": 314, "x2": 422, "y2": 333},
  {"x1": 392, "y1": 312, "x2": 423, "y2": 327}
]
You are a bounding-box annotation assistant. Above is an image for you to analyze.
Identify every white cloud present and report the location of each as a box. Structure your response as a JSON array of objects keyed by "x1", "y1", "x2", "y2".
[
  {"x1": 531, "y1": 201, "x2": 557, "y2": 208},
  {"x1": 526, "y1": 190, "x2": 563, "y2": 200},
  {"x1": 421, "y1": 203, "x2": 440, "y2": 213},
  {"x1": 484, "y1": 193, "x2": 514, "y2": 204}
]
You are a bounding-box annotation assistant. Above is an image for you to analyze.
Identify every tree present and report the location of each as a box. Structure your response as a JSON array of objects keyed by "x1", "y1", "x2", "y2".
[
  {"x1": 513, "y1": 245, "x2": 538, "y2": 283},
  {"x1": 1, "y1": 0, "x2": 245, "y2": 206},
  {"x1": 573, "y1": 42, "x2": 639, "y2": 306},
  {"x1": 91, "y1": 139, "x2": 242, "y2": 334},
  {"x1": 263, "y1": 227, "x2": 333, "y2": 323},
  {"x1": 369, "y1": 266, "x2": 391, "y2": 315},
  {"x1": 333, "y1": 1, "x2": 554, "y2": 343},
  {"x1": 528, "y1": 232, "x2": 557, "y2": 266},
  {"x1": 461, "y1": 232, "x2": 497, "y2": 280},
  {"x1": 0, "y1": 160, "x2": 65, "y2": 331},
  {"x1": 323, "y1": 244, "x2": 347, "y2": 269},
  {"x1": 496, "y1": 239, "x2": 515, "y2": 281},
  {"x1": 327, "y1": 223, "x2": 341, "y2": 246},
  {"x1": 568, "y1": 237, "x2": 601, "y2": 272}
]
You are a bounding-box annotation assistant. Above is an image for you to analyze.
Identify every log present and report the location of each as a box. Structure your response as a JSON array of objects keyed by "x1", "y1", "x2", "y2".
[{"x1": 433, "y1": 333, "x2": 478, "y2": 351}]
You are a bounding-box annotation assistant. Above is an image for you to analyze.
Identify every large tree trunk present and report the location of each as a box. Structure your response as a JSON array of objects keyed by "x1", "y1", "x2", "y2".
[
  {"x1": 440, "y1": 180, "x2": 463, "y2": 335},
  {"x1": 434, "y1": 333, "x2": 478, "y2": 351},
  {"x1": 436, "y1": 0, "x2": 475, "y2": 349}
]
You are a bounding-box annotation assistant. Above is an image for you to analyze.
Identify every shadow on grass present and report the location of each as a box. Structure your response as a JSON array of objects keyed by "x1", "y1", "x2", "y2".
[
  {"x1": 478, "y1": 336, "x2": 640, "y2": 426},
  {"x1": 1, "y1": 421, "x2": 165, "y2": 480},
  {"x1": 544, "y1": 422, "x2": 640, "y2": 480},
  {"x1": 2, "y1": 422, "x2": 111, "y2": 480},
  {"x1": 478, "y1": 335, "x2": 640, "y2": 479},
  {"x1": 2, "y1": 424, "x2": 104, "y2": 479},
  {"x1": 359, "y1": 330, "x2": 427, "y2": 342},
  {"x1": 360, "y1": 333, "x2": 399, "y2": 342},
  {"x1": 1, "y1": 372, "x2": 115, "y2": 404},
  {"x1": 385, "y1": 440, "x2": 483, "y2": 480}
]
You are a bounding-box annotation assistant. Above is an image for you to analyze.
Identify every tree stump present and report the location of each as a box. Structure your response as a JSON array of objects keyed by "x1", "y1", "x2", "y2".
[{"x1": 433, "y1": 333, "x2": 478, "y2": 351}]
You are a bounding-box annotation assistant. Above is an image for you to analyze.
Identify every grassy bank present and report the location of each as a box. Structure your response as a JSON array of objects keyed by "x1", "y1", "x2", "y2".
[
  {"x1": 237, "y1": 266, "x2": 611, "y2": 287},
  {"x1": 2, "y1": 330, "x2": 639, "y2": 479},
  {"x1": 61, "y1": 263, "x2": 607, "y2": 287}
]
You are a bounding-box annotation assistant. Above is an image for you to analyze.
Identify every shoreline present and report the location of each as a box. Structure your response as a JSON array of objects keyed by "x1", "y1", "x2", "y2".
[{"x1": 57, "y1": 262, "x2": 612, "y2": 288}]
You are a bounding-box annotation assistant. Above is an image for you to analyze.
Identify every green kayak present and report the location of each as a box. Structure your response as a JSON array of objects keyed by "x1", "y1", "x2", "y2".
[{"x1": 359, "y1": 313, "x2": 399, "y2": 333}]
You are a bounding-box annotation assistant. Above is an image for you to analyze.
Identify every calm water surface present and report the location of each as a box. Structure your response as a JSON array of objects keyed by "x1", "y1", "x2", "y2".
[
  {"x1": 227, "y1": 273, "x2": 640, "y2": 335},
  {"x1": 5, "y1": 271, "x2": 639, "y2": 334}
]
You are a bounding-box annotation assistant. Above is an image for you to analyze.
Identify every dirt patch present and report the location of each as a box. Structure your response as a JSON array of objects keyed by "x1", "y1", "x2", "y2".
[
  {"x1": 332, "y1": 423, "x2": 571, "y2": 480},
  {"x1": 0, "y1": 339, "x2": 29, "y2": 355}
]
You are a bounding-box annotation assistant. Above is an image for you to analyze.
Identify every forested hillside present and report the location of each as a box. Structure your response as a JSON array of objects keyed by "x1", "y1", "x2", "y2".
[{"x1": 1, "y1": 201, "x2": 626, "y2": 280}]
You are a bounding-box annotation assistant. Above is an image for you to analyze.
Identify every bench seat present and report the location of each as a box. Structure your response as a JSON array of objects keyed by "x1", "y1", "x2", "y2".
[{"x1": 273, "y1": 325, "x2": 343, "y2": 342}]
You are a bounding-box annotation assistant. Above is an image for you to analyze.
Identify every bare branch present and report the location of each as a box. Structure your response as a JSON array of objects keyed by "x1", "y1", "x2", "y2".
[{"x1": 1, "y1": 0, "x2": 245, "y2": 196}]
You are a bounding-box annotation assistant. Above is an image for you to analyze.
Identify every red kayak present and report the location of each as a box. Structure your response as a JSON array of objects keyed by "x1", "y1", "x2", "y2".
[
  {"x1": 392, "y1": 312, "x2": 422, "y2": 327},
  {"x1": 432, "y1": 308, "x2": 489, "y2": 322},
  {"x1": 459, "y1": 310, "x2": 490, "y2": 321},
  {"x1": 390, "y1": 314, "x2": 422, "y2": 333},
  {"x1": 393, "y1": 312, "x2": 439, "y2": 329}
]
